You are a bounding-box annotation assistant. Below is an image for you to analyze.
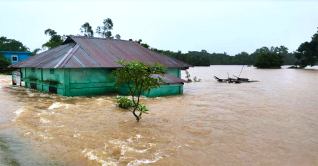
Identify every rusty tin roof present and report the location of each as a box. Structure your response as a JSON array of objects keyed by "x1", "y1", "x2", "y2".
[{"x1": 11, "y1": 36, "x2": 192, "y2": 69}]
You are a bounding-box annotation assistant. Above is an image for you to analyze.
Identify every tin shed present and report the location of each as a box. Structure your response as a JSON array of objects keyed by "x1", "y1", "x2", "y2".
[{"x1": 10, "y1": 36, "x2": 192, "y2": 97}]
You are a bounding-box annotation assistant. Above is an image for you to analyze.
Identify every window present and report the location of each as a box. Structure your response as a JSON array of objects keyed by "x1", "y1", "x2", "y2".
[
  {"x1": 50, "y1": 69, "x2": 54, "y2": 74},
  {"x1": 30, "y1": 83, "x2": 37, "y2": 90},
  {"x1": 49, "y1": 86, "x2": 57, "y2": 94},
  {"x1": 11, "y1": 55, "x2": 18, "y2": 62}
]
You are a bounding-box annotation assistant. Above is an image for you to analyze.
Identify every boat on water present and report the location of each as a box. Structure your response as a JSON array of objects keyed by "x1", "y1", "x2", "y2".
[
  {"x1": 213, "y1": 66, "x2": 259, "y2": 83},
  {"x1": 213, "y1": 76, "x2": 258, "y2": 83}
]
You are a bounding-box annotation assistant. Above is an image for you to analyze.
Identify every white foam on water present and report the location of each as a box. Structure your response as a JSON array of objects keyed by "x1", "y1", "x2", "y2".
[
  {"x1": 12, "y1": 108, "x2": 25, "y2": 121},
  {"x1": 38, "y1": 134, "x2": 53, "y2": 140},
  {"x1": 73, "y1": 133, "x2": 81, "y2": 137},
  {"x1": 127, "y1": 138, "x2": 132, "y2": 142},
  {"x1": 40, "y1": 117, "x2": 50, "y2": 123},
  {"x1": 48, "y1": 102, "x2": 71, "y2": 110},
  {"x1": 40, "y1": 93, "x2": 51, "y2": 98},
  {"x1": 127, "y1": 155, "x2": 163, "y2": 166},
  {"x1": 82, "y1": 149, "x2": 118, "y2": 166}
]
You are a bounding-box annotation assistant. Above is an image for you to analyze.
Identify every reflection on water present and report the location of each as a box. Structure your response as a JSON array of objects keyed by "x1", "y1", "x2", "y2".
[{"x1": 1, "y1": 66, "x2": 318, "y2": 165}]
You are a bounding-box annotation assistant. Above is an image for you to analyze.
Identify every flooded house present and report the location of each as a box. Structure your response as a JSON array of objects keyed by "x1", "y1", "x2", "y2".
[{"x1": 10, "y1": 36, "x2": 191, "y2": 97}]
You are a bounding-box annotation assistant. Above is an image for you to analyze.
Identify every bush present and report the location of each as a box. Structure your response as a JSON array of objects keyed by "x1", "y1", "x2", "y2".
[
  {"x1": 114, "y1": 96, "x2": 134, "y2": 109},
  {"x1": 0, "y1": 52, "x2": 11, "y2": 73}
]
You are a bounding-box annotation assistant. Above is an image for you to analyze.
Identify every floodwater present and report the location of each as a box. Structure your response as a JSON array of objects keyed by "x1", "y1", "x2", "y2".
[{"x1": 0, "y1": 66, "x2": 318, "y2": 166}]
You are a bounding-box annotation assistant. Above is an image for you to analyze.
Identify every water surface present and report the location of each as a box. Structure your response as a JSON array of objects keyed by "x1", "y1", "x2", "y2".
[{"x1": 1, "y1": 66, "x2": 318, "y2": 165}]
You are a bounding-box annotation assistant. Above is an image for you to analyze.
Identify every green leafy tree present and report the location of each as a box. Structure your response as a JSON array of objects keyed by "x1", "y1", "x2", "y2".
[
  {"x1": 254, "y1": 52, "x2": 283, "y2": 68},
  {"x1": 0, "y1": 52, "x2": 11, "y2": 71},
  {"x1": 96, "y1": 18, "x2": 114, "y2": 38},
  {"x1": 109, "y1": 60, "x2": 167, "y2": 121},
  {"x1": 42, "y1": 29, "x2": 65, "y2": 50},
  {"x1": 115, "y1": 34, "x2": 121, "y2": 39},
  {"x1": 0, "y1": 36, "x2": 29, "y2": 71},
  {"x1": 0, "y1": 36, "x2": 29, "y2": 52},
  {"x1": 295, "y1": 28, "x2": 318, "y2": 68},
  {"x1": 31, "y1": 48, "x2": 41, "y2": 56},
  {"x1": 80, "y1": 22, "x2": 94, "y2": 37}
]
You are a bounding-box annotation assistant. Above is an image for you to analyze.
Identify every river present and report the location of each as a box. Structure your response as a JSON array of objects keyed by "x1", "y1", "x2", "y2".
[{"x1": 0, "y1": 66, "x2": 317, "y2": 166}]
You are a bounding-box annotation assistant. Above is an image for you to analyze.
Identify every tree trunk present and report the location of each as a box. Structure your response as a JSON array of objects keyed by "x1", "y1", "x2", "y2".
[{"x1": 132, "y1": 106, "x2": 140, "y2": 122}]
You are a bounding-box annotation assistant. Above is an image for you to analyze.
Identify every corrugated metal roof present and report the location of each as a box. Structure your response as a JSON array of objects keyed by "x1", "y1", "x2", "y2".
[
  {"x1": 10, "y1": 43, "x2": 76, "y2": 68},
  {"x1": 11, "y1": 36, "x2": 192, "y2": 69},
  {"x1": 151, "y1": 73, "x2": 187, "y2": 84}
]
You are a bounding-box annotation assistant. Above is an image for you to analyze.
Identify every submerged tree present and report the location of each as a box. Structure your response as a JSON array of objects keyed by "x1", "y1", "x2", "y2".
[
  {"x1": 254, "y1": 52, "x2": 283, "y2": 69},
  {"x1": 295, "y1": 28, "x2": 318, "y2": 68},
  {"x1": 109, "y1": 60, "x2": 166, "y2": 121}
]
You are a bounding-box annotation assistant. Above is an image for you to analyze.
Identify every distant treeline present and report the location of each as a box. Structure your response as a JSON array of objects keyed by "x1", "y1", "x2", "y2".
[{"x1": 150, "y1": 46, "x2": 297, "y2": 66}]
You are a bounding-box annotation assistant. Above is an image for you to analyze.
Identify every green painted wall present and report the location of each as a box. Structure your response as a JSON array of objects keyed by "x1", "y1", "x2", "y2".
[
  {"x1": 164, "y1": 68, "x2": 181, "y2": 78},
  {"x1": 19, "y1": 67, "x2": 184, "y2": 97},
  {"x1": 144, "y1": 84, "x2": 183, "y2": 97},
  {"x1": 68, "y1": 68, "x2": 115, "y2": 96}
]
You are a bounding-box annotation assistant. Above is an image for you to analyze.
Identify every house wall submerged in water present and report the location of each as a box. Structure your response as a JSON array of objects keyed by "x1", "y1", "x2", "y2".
[
  {"x1": 21, "y1": 67, "x2": 183, "y2": 97},
  {"x1": 11, "y1": 36, "x2": 191, "y2": 97}
]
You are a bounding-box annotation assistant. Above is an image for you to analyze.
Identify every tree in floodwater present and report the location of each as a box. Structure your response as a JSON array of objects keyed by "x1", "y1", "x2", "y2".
[
  {"x1": 109, "y1": 60, "x2": 166, "y2": 121},
  {"x1": 295, "y1": 28, "x2": 318, "y2": 68},
  {"x1": 254, "y1": 52, "x2": 283, "y2": 68}
]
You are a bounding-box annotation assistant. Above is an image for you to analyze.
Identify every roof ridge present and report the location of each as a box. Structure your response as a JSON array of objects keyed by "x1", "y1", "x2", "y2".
[
  {"x1": 69, "y1": 35, "x2": 134, "y2": 43},
  {"x1": 55, "y1": 44, "x2": 80, "y2": 68}
]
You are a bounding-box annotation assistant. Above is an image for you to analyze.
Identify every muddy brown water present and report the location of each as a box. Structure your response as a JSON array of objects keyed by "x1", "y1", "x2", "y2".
[{"x1": 0, "y1": 66, "x2": 318, "y2": 166}]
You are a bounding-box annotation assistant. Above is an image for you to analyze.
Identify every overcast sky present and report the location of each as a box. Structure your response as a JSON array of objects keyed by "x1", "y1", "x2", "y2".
[{"x1": 0, "y1": 0, "x2": 317, "y2": 55}]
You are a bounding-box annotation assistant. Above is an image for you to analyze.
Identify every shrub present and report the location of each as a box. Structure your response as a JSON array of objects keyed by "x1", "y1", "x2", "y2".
[{"x1": 114, "y1": 96, "x2": 134, "y2": 109}]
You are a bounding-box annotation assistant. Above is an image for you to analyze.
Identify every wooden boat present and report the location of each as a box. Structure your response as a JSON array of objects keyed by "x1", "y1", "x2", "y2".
[{"x1": 214, "y1": 66, "x2": 259, "y2": 83}]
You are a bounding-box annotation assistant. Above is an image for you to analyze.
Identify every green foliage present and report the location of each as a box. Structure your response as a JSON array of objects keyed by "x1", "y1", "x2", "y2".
[
  {"x1": 109, "y1": 60, "x2": 166, "y2": 121},
  {"x1": 114, "y1": 96, "x2": 135, "y2": 109},
  {"x1": 115, "y1": 34, "x2": 121, "y2": 39},
  {"x1": 0, "y1": 36, "x2": 29, "y2": 52},
  {"x1": 96, "y1": 18, "x2": 114, "y2": 38},
  {"x1": 295, "y1": 28, "x2": 318, "y2": 68},
  {"x1": 0, "y1": 36, "x2": 29, "y2": 72},
  {"x1": 80, "y1": 22, "x2": 94, "y2": 37},
  {"x1": 42, "y1": 29, "x2": 65, "y2": 50},
  {"x1": 254, "y1": 52, "x2": 283, "y2": 69},
  {"x1": 0, "y1": 52, "x2": 11, "y2": 72},
  {"x1": 31, "y1": 48, "x2": 41, "y2": 56},
  {"x1": 147, "y1": 42, "x2": 296, "y2": 66}
]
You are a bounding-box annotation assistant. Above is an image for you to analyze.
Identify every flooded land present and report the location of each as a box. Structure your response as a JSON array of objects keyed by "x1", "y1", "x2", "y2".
[{"x1": 0, "y1": 66, "x2": 318, "y2": 166}]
